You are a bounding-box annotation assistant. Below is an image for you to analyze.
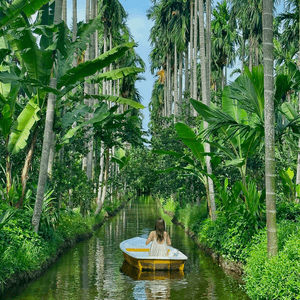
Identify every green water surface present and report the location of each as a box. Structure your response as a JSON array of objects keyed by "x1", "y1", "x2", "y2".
[{"x1": 6, "y1": 197, "x2": 250, "y2": 300}]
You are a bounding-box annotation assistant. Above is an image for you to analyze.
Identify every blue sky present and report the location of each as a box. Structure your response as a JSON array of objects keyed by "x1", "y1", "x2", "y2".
[{"x1": 70, "y1": 0, "x2": 285, "y2": 132}]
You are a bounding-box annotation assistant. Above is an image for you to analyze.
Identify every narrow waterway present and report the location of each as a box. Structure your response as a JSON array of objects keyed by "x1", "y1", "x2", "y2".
[{"x1": 7, "y1": 197, "x2": 250, "y2": 299}]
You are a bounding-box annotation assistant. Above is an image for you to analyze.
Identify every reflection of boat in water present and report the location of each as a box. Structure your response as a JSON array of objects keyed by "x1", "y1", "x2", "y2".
[
  {"x1": 121, "y1": 260, "x2": 184, "y2": 280},
  {"x1": 120, "y1": 237, "x2": 188, "y2": 271}
]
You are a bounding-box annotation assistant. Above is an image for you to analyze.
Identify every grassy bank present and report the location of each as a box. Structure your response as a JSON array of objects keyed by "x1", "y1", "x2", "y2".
[
  {"x1": 159, "y1": 197, "x2": 300, "y2": 299},
  {"x1": 0, "y1": 196, "x2": 131, "y2": 296}
]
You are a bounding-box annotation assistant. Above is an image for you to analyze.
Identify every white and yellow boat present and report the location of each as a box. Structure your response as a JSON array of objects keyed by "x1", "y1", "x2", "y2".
[{"x1": 120, "y1": 237, "x2": 188, "y2": 271}]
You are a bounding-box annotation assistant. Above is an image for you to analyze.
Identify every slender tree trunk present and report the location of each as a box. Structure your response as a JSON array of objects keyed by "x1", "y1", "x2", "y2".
[
  {"x1": 178, "y1": 51, "x2": 183, "y2": 117},
  {"x1": 100, "y1": 147, "x2": 110, "y2": 208},
  {"x1": 296, "y1": 2, "x2": 300, "y2": 203},
  {"x1": 109, "y1": 32, "x2": 113, "y2": 97},
  {"x1": 83, "y1": 0, "x2": 93, "y2": 180},
  {"x1": 184, "y1": 45, "x2": 189, "y2": 116},
  {"x1": 103, "y1": 24, "x2": 108, "y2": 96},
  {"x1": 167, "y1": 51, "x2": 172, "y2": 117},
  {"x1": 163, "y1": 73, "x2": 167, "y2": 117},
  {"x1": 47, "y1": 131, "x2": 55, "y2": 176},
  {"x1": 254, "y1": 38, "x2": 259, "y2": 66},
  {"x1": 199, "y1": 0, "x2": 216, "y2": 221},
  {"x1": 62, "y1": 0, "x2": 67, "y2": 23},
  {"x1": 174, "y1": 43, "x2": 178, "y2": 117},
  {"x1": 249, "y1": 34, "x2": 253, "y2": 72},
  {"x1": 32, "y1": 79, "x2": 58, "y2": 232},
  {"x1": 263, "y1": 0, "x2": 277, "y2": 258},
  {"x1": 17, "y1": 129, "x2": 39, "y2": 208},
  {"x1": 32, "y1": 0, "x2": 63, "y2": 233},
  {"x1": 241, "y1": 36, "x2": 245, "y2": 74},
  {"x1": 5, "y1": 149, "x2": 12, "y2": 199},
  {"x1": 72, "y1": 0, "x2": 77, "y2": 96},
  {"x1": 95, "y1": 144, "x2": 105, "y2": 214},
  {"x1": 189, "y1": 1, "x2": 194, "y2": 110},
  {"x1": 193, "y1": 0, "x2": 198, "y2": 111}
]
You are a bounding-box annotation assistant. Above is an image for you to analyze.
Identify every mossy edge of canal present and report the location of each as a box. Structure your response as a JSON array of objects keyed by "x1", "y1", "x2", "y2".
[
  {"x1": 158, "y1": 200, "x2": 244, "y2": 277},
  {"x1": 0, "y1": 197, "x2": 131, "y2": 299}
]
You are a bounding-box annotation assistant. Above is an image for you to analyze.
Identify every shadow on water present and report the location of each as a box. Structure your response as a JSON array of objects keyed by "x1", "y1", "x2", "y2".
[{"x1": 5, "y1": 196, "x2": 250, "y2": 300}]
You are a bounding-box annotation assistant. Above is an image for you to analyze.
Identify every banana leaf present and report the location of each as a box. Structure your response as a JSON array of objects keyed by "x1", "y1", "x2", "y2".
[
  {"x1": 89, "y1": 67, "x2": 145, "y2": 82},
  {"x1": 0, "y1": 0, "x2": 51, "y2": 30},
  {"x1": 8, "y1": 97, "x2": 40, "y2": 154},
  {"x1": 61, "y1": 104, "x2": 92, "y2": 128},
  {"x1": 57, "y1": 42, "x2": 136, "y2": 89},
  {"x1": 61, "y1": 102, "x2": 109, "y2": 144},
  {"x1": 88, "y1": 94, "x2": 145, "y2": 109}
]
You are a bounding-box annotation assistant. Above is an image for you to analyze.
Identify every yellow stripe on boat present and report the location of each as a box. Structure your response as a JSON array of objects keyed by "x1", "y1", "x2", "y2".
[
  {"x1": 126, "y1": 248, "x2": 149, "y2": 252},
  {"x1": 126, "y1": 248, "x2": 171, "y2": 252}
]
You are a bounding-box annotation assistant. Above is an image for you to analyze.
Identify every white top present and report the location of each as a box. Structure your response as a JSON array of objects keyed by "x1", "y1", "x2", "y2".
[{"x1": 149, "y1": 238, "x2": 168, "y2": 257}]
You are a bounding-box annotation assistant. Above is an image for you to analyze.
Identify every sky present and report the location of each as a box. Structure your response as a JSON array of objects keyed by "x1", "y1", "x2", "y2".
[{"x1": 69, "y1": 0, "x2": 285, "y2": 132}]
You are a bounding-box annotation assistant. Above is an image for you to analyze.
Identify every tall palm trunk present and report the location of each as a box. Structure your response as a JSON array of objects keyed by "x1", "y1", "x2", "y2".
[
  {"x1": 83, "y1": 0, "x2": 93, "y2": 180},
  {"x1": 192, "y1": 0, "x2": 198, "y2": 116},
  {"x1": 95, "y1": 144, "x2": 105, "y2": 214},
  {"x1": 47, "y1": 131, "x2": 55, "y2": 176},
  {"x1": 199, "y1": 0, "x2": 216, "y2": 221},
  {"x1": 189, "y1": 0, "x2": 194, "y2": 113},
  {"x1": 100, "y1": 147, "x2": 110, "y2": 208},
  {"x1": 167, "y1": 51, "x2": 172, "y2": 117},
  {"x1": 32, "y1": 0, "x2": 63, "y2": 233},
  {"x1": 184, "y1": 45, "x2": 189, "y2": 116},
  {"x1": 173, "y1": 42, "x2": 178, "y2": 117},
  {"x1": 263, "y1": 0, "x2": 277, "y2": 258},
  {"x1": 249, "y1": 34, "x2": 253, "y2": 71},
  {"x1": 178, "y1": 51, "x2": 183, "y2": 117},
  {"x1": 62, "y1": 0, "x2": 67, "y2": 23},
  {"x1": 296, "y1": 1, "x2": 300, "y2": 202}
]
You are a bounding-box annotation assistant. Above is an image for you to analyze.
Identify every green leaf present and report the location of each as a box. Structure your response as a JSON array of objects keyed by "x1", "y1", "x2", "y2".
[
  {"x1": 175, "y1": 122, "x2": 205, "y2": 161},
  {"x1": 89, "y1": 67, "x2": 144, "y2": 82},
  {"x1": 225, "y1": 158, "x2": 245, "y2": 168},
  {"x1": 90, "y1": 94, "x2": 145, "y2": 109},
  {"x1": 0, "y1": 0, "x2": 51, "y2": 30},
  {"x1": 61, "y1": 104, "x2": 92, "y2": 128},
  {"x1": 0, "y1": 104, "x2": 12, "y2": 137},
  {"x1": 7, "y1": 97, "x2": 40, "y2": 154},
  {"x1": 61, "y1": 102, "x2": 109, "y2": 143},
  {"x1": 281, "y1": 102, "x2": 297, "y2": 121},
  {"x1": 57, "y1": 42, "x2": 136, "y2": 89}
]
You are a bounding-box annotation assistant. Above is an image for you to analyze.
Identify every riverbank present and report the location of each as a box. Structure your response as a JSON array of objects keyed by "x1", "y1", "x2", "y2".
[
  {"x1": 0, "y1": 196, "x2": 131, "y2": 299},
  {"x1": 158, "y1": 199, "x2": 244, "y2": 276},
  {"x1": 158, "y1": 196, "x2": 300, "y2": 299}
]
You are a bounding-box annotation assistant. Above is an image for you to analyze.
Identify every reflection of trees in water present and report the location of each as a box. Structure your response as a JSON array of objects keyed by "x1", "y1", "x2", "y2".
[{"x1": 12, "y1": 196, "x2": 250, "y2": 300}]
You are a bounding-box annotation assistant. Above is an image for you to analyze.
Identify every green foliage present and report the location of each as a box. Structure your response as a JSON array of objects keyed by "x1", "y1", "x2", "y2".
[
  {"x1": 162, "y1": 197, "x2": 178, "y2": 214},
  {"x1": 244, "y1": 220, "x2": 300, "y2": 299},
  {"x1": 175, "y1": 202, "x2": 207, "y2": 232},
  {"x1": 276, "y1": 194, "x2": 300, "y2": 221},
  {"x1": 215, "y1": 178, "x2": 266, "y2": 234}
]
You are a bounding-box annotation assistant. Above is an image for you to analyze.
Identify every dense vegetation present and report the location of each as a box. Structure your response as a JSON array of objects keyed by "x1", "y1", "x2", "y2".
[{"x1": 1, "y1": 0, "x2": 300, "y2": 299}]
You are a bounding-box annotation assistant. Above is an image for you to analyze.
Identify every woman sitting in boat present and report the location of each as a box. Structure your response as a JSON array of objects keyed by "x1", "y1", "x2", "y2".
[{"x1": 145, "y1": 218, "x2": 171, "y2": 256}]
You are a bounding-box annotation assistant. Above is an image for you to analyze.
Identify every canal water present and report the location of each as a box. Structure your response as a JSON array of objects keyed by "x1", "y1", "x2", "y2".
[{"x1": 7, "y1": 197, "x2": 250, "y2": 299}]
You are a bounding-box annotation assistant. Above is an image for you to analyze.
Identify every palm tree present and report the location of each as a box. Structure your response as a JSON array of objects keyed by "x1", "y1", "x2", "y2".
[
  {"x1": 211, "y1": 1, "x2": 236, "y2": 90},
  {"x1": 32, "y1": 0, "x2": 63, "y2": 233},
  {"x1": 263, "y1": 0, "x2": 277, "y2": 258},
  {"x1": 197, "y1": 0, "x2": 216, "y2": 221}
]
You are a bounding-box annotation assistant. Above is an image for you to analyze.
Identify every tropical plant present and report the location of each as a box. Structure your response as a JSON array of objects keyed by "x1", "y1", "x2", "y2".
[{"x1": 153, "y1": 122, "x2": 219, "y2": 219}]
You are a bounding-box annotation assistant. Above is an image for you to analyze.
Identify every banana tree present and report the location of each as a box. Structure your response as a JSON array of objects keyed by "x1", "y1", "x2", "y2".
[{"x1": 153, "y1": 122, "x2": 219, "y2": 220}]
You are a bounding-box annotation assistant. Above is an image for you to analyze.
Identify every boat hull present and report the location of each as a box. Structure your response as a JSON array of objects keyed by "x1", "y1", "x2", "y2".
[
  {"x1": 121, "y1": 260, "x2": 185, "y2": 280},
  {"x1": 120, "y1": 237, "x2": 187, "y2": 272},
  {"x1": 123, "y1": 250, "x2": 185, "y2": 271}
]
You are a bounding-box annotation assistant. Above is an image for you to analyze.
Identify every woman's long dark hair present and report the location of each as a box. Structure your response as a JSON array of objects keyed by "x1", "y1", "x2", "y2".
[{"x1": 155, "y1": 218, "x2": 165, "y2": 242}]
